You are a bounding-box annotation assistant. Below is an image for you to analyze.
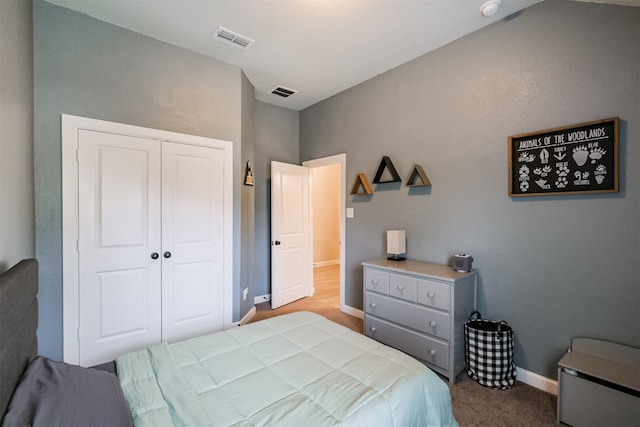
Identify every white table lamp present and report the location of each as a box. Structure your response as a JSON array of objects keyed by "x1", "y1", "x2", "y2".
[{"x1": 387, "y1": 230, "x2": 406, "y2": 261}]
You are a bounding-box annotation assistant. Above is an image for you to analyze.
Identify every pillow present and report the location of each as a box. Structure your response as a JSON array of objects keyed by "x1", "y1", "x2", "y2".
[{"x1": 1, "y1": 356, "x2": 132, "y2": 427}]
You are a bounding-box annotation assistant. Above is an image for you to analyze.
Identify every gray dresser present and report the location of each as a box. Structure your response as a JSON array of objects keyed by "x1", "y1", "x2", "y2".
[{"x1": 362, "y1": 259, "x2": 477, "y2": 384}]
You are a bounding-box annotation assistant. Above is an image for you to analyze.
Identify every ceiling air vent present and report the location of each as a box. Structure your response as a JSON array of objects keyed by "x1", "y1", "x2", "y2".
[
  {"x1": 214, "y1": 26, "x2": 254, "y2": 49},
  {"x1": 271, "y1": 86, "x2": 298, "y2": 98}
]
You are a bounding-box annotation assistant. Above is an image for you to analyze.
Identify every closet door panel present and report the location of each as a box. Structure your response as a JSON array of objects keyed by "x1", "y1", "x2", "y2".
[
  {"x1": 161, "y1": 142, "x2": 225, "y2": 342},
  {"x1": 173, "y1": 261, "x2": 212, "y2": 321},
  {"x1": 77, "y1": 130, "x2": 162, "y2": 367}
]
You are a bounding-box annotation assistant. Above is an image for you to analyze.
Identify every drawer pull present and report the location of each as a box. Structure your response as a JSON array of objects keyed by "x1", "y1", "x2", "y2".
[
  {"x1": 428, "y1": 349, "x2": 436, "y2": 357},
  {"x1": 370, "y1": 327, "x2": 376, "y2": 333},
  {"x1": 372, "y1": 279, "x2": 379, "y2": 285},
  {"x1": 396, "y1": 285, "x2": 404, "y2": 291},
  {"x1": 370, "y1": 302, "x2": 376, "y2": 308},
  {"x1": 429, "y1": 321, "x2": 437, "y2": 328},
  {"x1": 427, "y1": 292, "x2": 435, "y2": 298}
]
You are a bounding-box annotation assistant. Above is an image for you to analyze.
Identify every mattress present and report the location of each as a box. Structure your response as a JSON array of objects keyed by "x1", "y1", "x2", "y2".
[{"x1": 117, "y1": 311, "x2": 458, "y2": 426}]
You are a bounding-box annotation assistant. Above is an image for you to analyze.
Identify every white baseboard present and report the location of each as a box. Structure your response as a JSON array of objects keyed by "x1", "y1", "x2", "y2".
[
  {"x1": 341, "y1": 304, "x2": 363, "y2": 319},
  {"x1": 254, "y1": 294, "x2": 271, "y2": 304},
  {"x1": 516, "y1": 366, "x2": 558, "y2": 395},
  {"x1": 313, "y1": 259, "x2": 340, "y2": 267},
  {"x1": 238, "y1": 306, "x2": 256, "y2": 326}
]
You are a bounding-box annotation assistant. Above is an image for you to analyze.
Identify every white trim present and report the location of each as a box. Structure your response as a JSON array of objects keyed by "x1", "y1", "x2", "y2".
[
  {"x1": 303, "y1": 154, "x2": 347, "y2": 315},
  {"x1": 238, "y1": 306, "x2": 256, "y2": 326},
  {"x1": 61, "y1": 114, "x2": 234, "y2": 364},
  {"x1": 313, "y1": 259, "x2": 340, "y2": 267},
  {"x1": 61, "y1": 117, "x2": 80, "y2": 364},
  {"x1": 254, "y1": 294, "x2": 271, "y2": 304},
  {"x1": 516, "y1": 366, "x2": 558, "y2": 395},
  {"x1": 342, "y1": 304, "x2": 364, "y2": 319}
]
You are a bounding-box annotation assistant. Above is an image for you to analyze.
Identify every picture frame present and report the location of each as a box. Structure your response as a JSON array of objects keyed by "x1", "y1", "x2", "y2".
[{"x1": 508, "y1": 117, "x2": 619, "y2": 197}]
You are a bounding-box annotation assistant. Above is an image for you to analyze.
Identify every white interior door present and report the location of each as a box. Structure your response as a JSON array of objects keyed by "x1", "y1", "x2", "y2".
[
  {"x1": 161, "y1": 141, "x2": 225, "y2": 342},
  {"x1": 78, "y1": 130, "x2": 162, "y2": 367},
  {"x1": 271, "y1": 161, "x2": 311, "y2": 309}
]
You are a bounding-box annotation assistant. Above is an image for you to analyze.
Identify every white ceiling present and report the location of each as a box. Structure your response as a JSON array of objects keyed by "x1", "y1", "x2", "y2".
[{"x1": 47, "y1": 0, "x2": 637, "y2": 111}]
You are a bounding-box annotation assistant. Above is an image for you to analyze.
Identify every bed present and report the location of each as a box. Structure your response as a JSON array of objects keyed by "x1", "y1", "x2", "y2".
[
  {"x1": 1, "y1": 259, "x2": 459, "y2": 426},
  {"x1": 0, "y1": 259, "x2": 38, "y2": 418}
]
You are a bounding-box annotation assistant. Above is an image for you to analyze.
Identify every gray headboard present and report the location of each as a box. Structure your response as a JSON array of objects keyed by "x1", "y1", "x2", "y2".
[{"x1": 0, "y1": 259, "x2": 38, "y2": 416}]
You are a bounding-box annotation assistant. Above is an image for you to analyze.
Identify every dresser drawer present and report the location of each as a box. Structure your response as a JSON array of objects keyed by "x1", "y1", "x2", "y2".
[
  {"x1": 417, "y1": 279, "x2": 450, "y2": 312},
  {"x1": 365, "y1": 315, "x2": 449, "y2": 371},
  {"x1": 362, "y1": 260, "x2": 477, "y2": 384},
  {"x1": 365, "y1": 291, "x2": 450, "y2": 340},
  {"x1": 364, "y1": 268, "x2": 389, "y2": 294},
  {"x1": 388, "y1": 273, "x2": 417, "y2": 302}
]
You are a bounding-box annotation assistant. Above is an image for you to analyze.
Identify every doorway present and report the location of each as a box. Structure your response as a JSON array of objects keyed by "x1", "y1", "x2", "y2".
[
  {"x1": 310, "y1": 163, "x2": 340, "y2": 308},
  {"x1": 303, "y1": 154, "x2": 346, "y2": 313}
]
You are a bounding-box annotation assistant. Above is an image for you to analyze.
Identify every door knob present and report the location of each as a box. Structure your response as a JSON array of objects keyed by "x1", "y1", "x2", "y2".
[
  {"x1": 150, "y1": 252, "x2": 159, "y2": 259},
  {"x1": 273, "y1": 240, "x2": 281, "y2": 246},
  {"x1": 163, "y1": 251, "x2": 172, "y2": 258}
]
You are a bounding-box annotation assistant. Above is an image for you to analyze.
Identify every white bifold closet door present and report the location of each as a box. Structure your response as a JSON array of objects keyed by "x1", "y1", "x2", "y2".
[{"x1": 77, "y1": 130, "x2": 224, "y2": 366}]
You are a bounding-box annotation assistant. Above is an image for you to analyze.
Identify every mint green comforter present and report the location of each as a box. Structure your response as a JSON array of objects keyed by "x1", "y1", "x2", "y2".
[{"x1": 117, "y1": 312, "x2": 458, "y2": 427}]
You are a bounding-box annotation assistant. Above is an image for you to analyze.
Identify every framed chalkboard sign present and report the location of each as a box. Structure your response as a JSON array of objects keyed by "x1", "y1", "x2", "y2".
[{"x1": 509, "y1": 117, "x2": 618, "y2": 197}]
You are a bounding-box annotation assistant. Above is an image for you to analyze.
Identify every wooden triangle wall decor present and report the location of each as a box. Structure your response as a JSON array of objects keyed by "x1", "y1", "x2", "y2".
[
  {"x1": 406, "y1": 164, "x2": 431, "y2": 187},
  {"x1": 351, "y1": 173, "x2": 373, "y2": 195},
  {"x1": 373, "y1": 156, "x2": 402, "y2": 184}
]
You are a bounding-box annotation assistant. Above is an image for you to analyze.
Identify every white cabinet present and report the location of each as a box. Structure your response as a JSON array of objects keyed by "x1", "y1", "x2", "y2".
[
  {"x1": 363, "y1": 260, "x2": 476, "y2": 384},
  {"x1": 62, "y1": 115, "x2": 233, "y2": 367}
]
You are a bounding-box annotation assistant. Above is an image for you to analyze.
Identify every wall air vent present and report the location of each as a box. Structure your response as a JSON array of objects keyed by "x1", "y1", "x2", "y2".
[
  {"x1": 271, "y1": 86, "x2": 298, "y2": 98},
  {"x1": 214, "y1": 26, "x2": 254, "y2": 49}
]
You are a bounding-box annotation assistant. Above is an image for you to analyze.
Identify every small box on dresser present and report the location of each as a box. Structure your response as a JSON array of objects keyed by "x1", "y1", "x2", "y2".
[{"x1": 362, "y1": 259, "x2": 477, "y2": 384}]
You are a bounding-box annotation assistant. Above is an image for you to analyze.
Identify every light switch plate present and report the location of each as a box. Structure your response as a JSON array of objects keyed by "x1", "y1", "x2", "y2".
[{"x1": 346, "y1": 208, "x2": 354, "y2": 218}]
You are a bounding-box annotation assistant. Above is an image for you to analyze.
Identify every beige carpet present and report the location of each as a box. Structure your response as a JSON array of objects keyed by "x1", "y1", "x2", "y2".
[
  {"x1": 248, "y1": 296, "x2": 557, "y2": 426},
  {"x1": 449, "y1": 373, "x2": 557, "y2": 426}
]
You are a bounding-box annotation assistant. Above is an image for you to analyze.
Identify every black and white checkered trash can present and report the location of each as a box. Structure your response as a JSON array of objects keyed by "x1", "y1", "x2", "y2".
[{"x1": 464, "y1": 311, "x2": 516, "y2": 389}]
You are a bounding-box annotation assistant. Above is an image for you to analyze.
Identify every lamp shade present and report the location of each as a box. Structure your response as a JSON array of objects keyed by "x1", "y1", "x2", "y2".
[{"x1": 386, "y1": 230, "x2": 406, "y2": 256}]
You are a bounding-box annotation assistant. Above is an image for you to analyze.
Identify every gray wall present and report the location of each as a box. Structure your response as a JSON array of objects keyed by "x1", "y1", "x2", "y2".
[
  {"x1": 253, "y1": 101, "x2": 299, "y2": 299},
  {"x1": 240, "y1": 72, "x2": 256, "y2": 316},
  {"x1": 0, "y1": 0, "x2": 34, "y2": 274},
  {"x1": 34, "y1": 0, "x2": 252, "y2": 360},
  {"x1": 299, "y1": 1, "x2": 639, "y2": 378}
]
